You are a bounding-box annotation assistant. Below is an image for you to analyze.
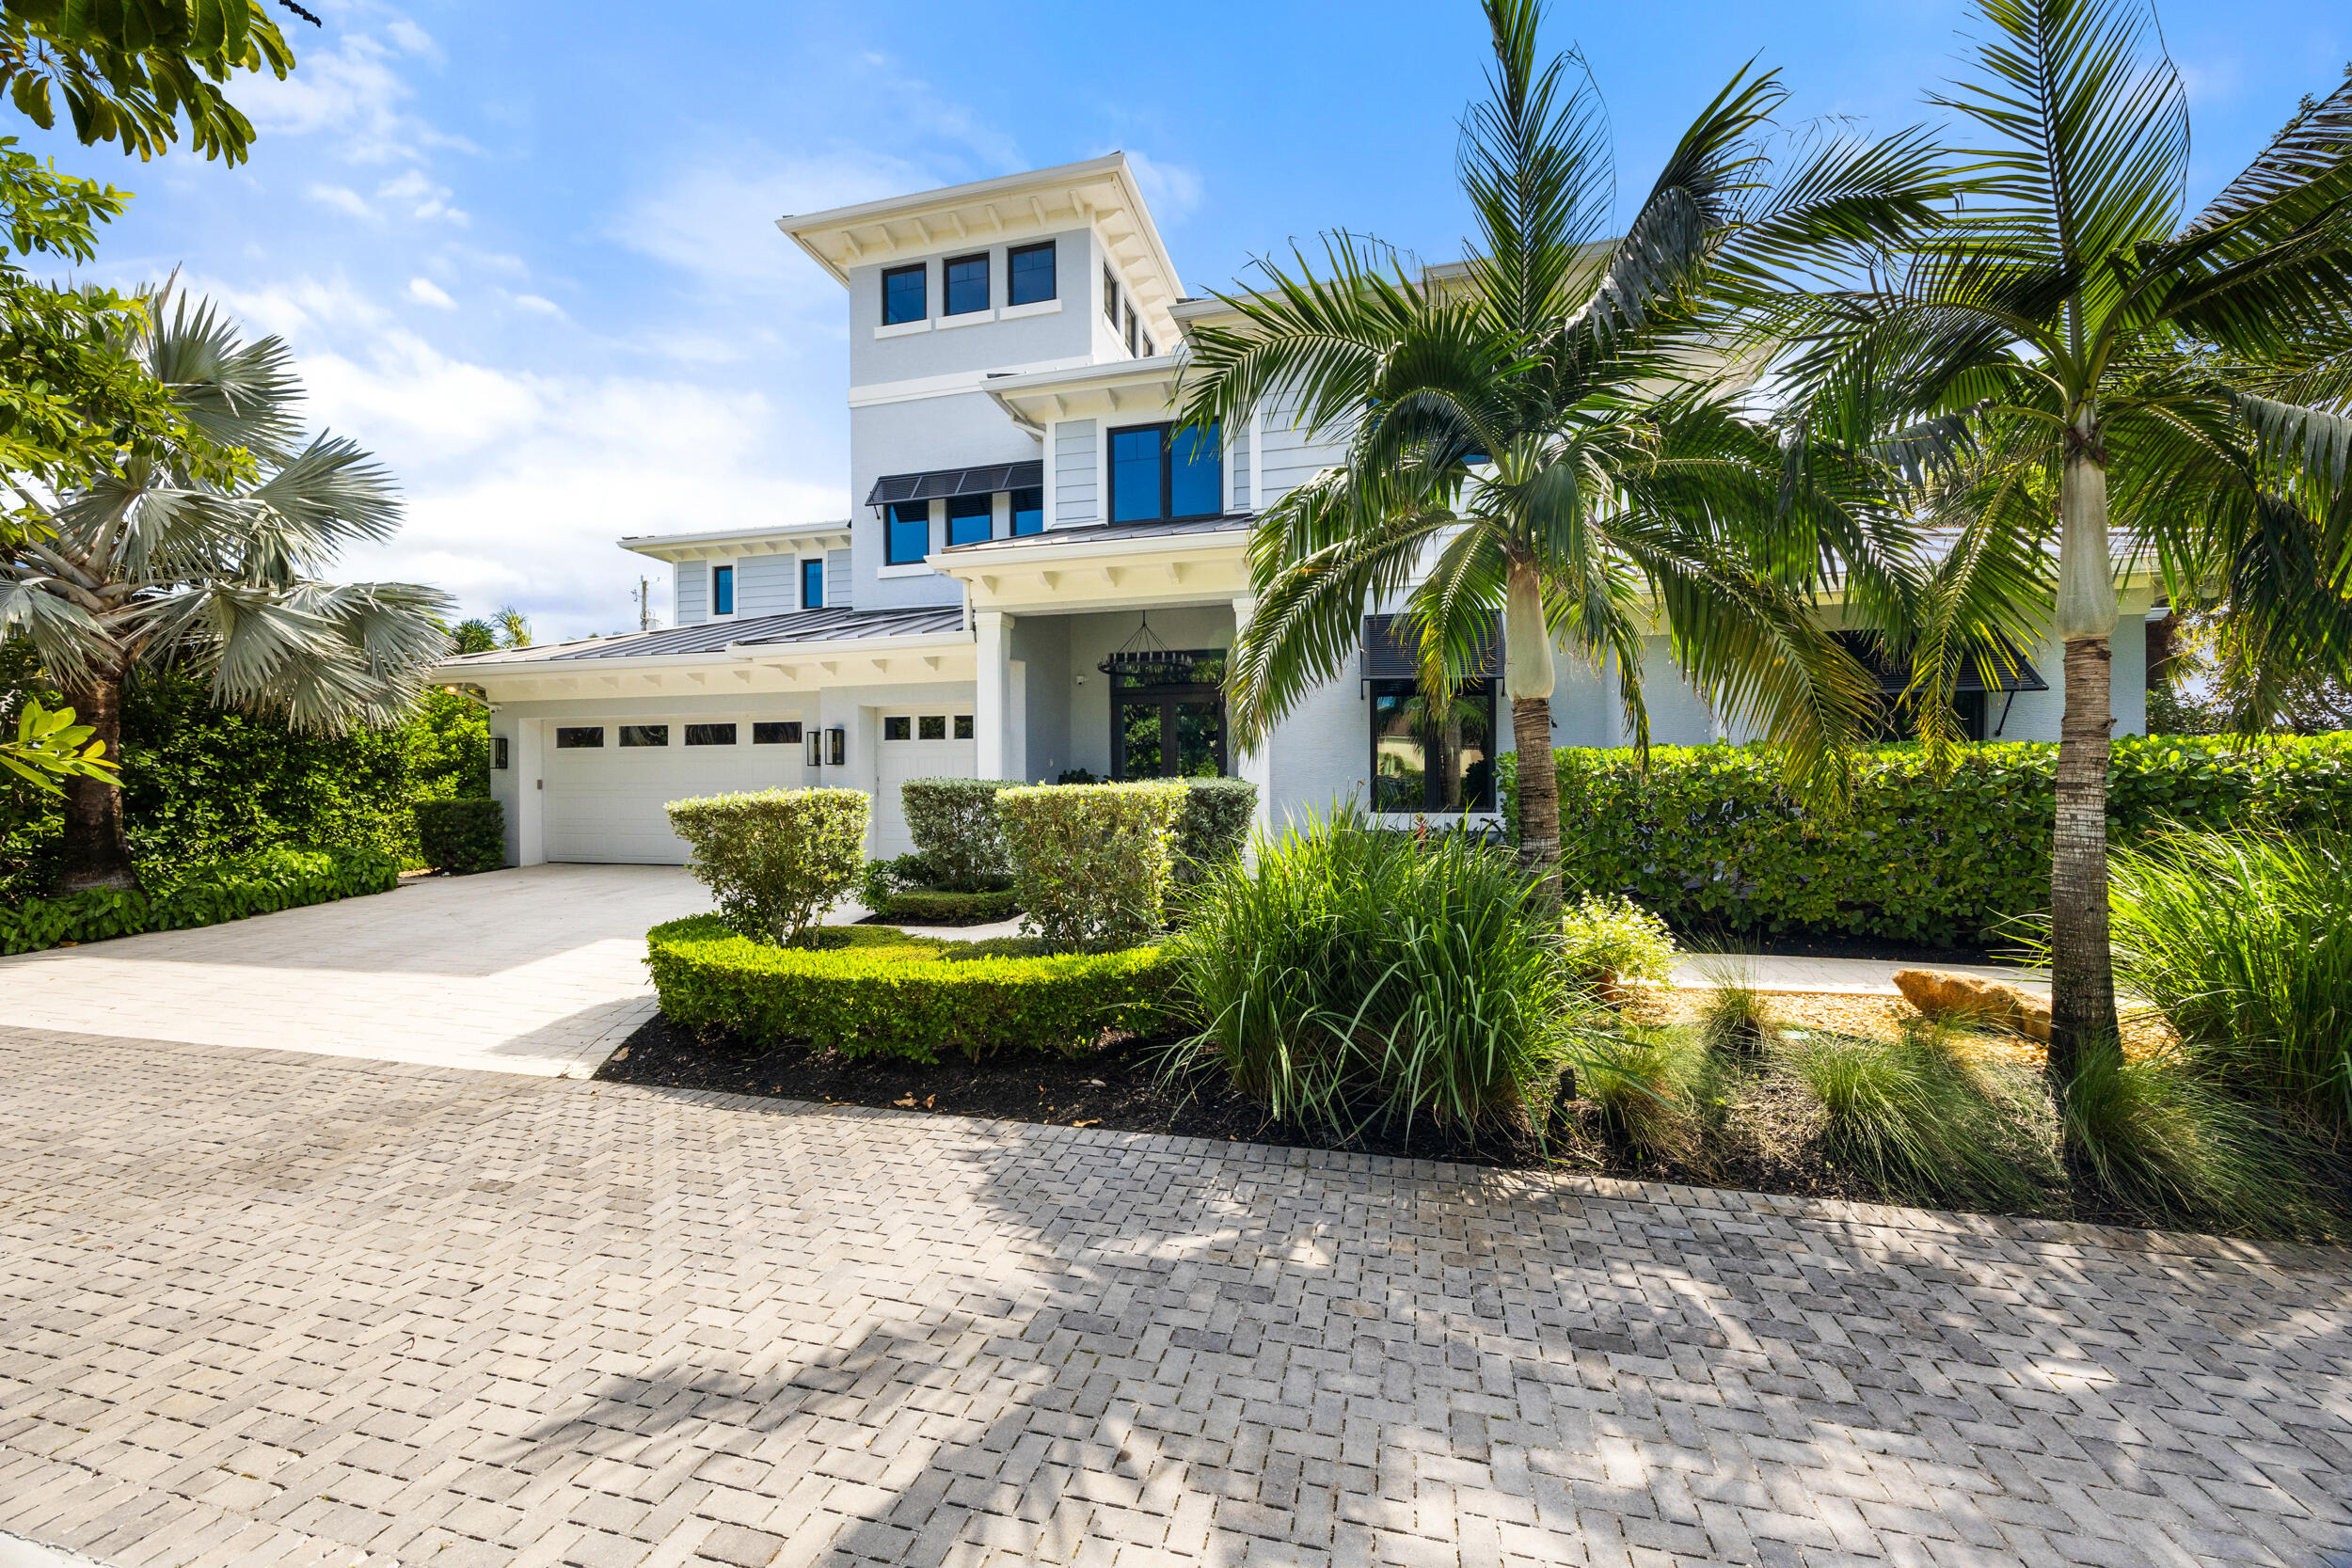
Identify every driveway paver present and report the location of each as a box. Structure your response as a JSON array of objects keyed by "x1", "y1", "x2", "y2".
[
  {"x1": 0, "y1": 864, "x2": 710, "y2": 1078},
  {"x1": 3, "y1": 1027, "x2": 2347, "y2": 1568}
]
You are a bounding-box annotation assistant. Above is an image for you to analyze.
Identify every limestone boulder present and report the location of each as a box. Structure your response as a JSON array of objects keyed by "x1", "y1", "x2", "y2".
[{"x1": 1892, "y1": 968, "x2": 2053, "y2": 1043}]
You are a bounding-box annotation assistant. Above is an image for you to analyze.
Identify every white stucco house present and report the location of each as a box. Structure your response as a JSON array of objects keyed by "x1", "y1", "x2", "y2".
[{"x1": 434, "y1": 152, "x2": 2161, "y2": 868}]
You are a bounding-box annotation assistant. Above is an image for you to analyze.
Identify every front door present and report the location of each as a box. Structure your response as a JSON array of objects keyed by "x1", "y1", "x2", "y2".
[{"x1": 1109, "y1": 651, "x2": 1228, "y2": 780}]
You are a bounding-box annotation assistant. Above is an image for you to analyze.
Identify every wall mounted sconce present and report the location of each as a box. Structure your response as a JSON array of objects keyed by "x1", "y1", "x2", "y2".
[
  {"x1": 805, "y1": 731, "x2": 823, "y2": 768},
  {"x1": 827, "y1": 726, "x2": 847, "y2": 767}
]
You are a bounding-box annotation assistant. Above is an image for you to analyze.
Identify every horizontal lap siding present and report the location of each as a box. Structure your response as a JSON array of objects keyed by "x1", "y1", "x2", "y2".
[
  {"x1": 735, "y1": 556, "x2": 797, "y2": 618},
  {"x1": 673, "y1": 565, "x2": 707, "y2": 626},
  {"x1": 827, "y1": 548, "x2": 853, "y2": 609},
  {"x1": 1055, "y1": 420, "x2": 1097, "y2": 526}
]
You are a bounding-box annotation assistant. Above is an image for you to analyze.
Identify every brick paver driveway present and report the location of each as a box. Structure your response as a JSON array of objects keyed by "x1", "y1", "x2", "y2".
[
  {"x1": 0, "y1": 865, "x2": 709, "y2": 1078},
  {"x1": 3, "y1": 1030, "x2": 2348, "y2": 1568}
]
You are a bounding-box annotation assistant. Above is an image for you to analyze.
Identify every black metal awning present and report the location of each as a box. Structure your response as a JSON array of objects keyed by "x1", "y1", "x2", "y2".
[
  {"x1": 864, "y1": 461, "x2": 1044, "y2": 510},
  {"x1": 1837, "y1": 631, "x2": 2049, "y2": 694},
  {"x1": 1361, "y1": 613, "x2": 1501, "y2": 682}
]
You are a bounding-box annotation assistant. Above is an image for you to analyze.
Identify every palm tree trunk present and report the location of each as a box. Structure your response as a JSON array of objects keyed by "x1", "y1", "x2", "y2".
[
  {"x1": 1503, "y1": 560, "x2": 1560, "y2": 914},
  {"x1": 53, "y1": 662, "x2": 139, "y2": 895},
  {"x1": 2048, "y1": 407, "x2": 2122, "y2": 1092}
]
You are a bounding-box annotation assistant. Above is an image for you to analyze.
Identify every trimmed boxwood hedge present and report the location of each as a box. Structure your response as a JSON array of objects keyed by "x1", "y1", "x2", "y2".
[
  {"x1": 1496, "y1": 734, "x2": 2352, "y2": 943},
  {"x1": 0, "y1": 845, "x2": 404, "y2": 955},
  {"x1": 645, "y1": 915, "x2": 1172, "y2": 1062},
  {"x1": 415, "y1": 798, "x2": 505, "y2": 874},
  {"x1": 871, "y1": 888, "x2": 1021, "y2": 925}
]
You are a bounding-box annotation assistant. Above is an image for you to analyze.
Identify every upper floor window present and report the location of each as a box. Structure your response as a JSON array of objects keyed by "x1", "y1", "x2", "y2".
[
  {"x1": 882, "y1": 263, "x2": 926, "y2": 325},
  {"x1": 710, "y1": 562, "x2": 735, "y2": 616},
  {"x1": 1009, "y1": 241, "x2": 1056, "y2": 306},
  {"x1": 945, "y1": 253, "x2": 988, "y2": 316},
  {"x1": 1108, "y1": 421, "x2": 1221, "y2": 523},
  {"x1": 1141, "y1": 333, "x2": 1155, "y2": 358},
  {"x1": 946, "y1": 493, "x2": 992, "y2": 546},
  {"x1": 1103, "y1": 263, "x2": 1119, "y2": 324},
  {"x1": 801, "y1": 559, "x2": 825, "y2": 609},
  {"x1": 1124, "y1": 303, "x2": 1139, "y2": 356},
  {"x1": 1010, "y1": 486, "x2": 1043, "y2": 536},
  {"x1": 886, "y1": 499, "x2": 930, "y2": 565}
]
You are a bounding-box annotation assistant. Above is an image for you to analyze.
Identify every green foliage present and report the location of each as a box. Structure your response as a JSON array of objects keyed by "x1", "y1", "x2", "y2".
[
  {"x1": 1171, "y1": 776, "x2": 1257, "y2": 883},
  {"x1": 858, "y1": 852, "x2": 933, "y2": 909},
  {"x1": 2106, "y1": 829, "x2": 2352, "y2": 1137},
  {"x1": 869, "y1": 888, "x2": 1020, "y2": 926},
  {"x1": 1579, "y1": 1026, "x2": 1712, "y2": 1161},
  {"x1": 1558, "y1": 893, "x2": 1677, "y2": 987},
  {"x1": 1495, "y1": 736, "x2": 2352, "y2": 942},
  {"x1": 997, "y1": 781, "x2": 1186, "y2": 953},
  {"x1": 1165, "y1": 808, "x2": 1593, "y2": 1143},
  {"x1": 0, "y1": 695, "x2": 113, "y2": 792},
  {"x1": 450, "y1": 619, "x2": 497, "y2": 656},
  {"x1": 2061, "y1": 1047, "x2": 2330, "y2": 1238},
  {"x1": 414, "y1": 798, "x2": 504, "y2": 876},
  {"x1": 0, "y1": 842, "x2": 399, "y2": 954},
  {"x1": 645, "y1": 913, "x2": 1171, "y2": 1064},
  {"x1": 1, "y1": 665, "x2": 487, "y2": 896},
  {"x1": 0, "y1": 0, "x2": 304, "y2": 166},
  {"x1": 899, "y1": 777, "x2": 1015, "y2": 892},
  {"x1": 666, "y1": 788, "x2": 867, "y2": 947},
  {"x1": 1793, "y1": 1028, "x2": 2057, "y2": 1211}
]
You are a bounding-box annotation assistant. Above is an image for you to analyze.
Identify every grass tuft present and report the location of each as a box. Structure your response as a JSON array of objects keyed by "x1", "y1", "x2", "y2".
[{"x1": 1794, "y1": 1027, "x2": 2057, "y2": 1212}]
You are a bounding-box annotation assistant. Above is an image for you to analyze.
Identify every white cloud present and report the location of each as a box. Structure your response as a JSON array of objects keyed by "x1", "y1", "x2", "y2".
[
  {"x1": 239, "y1": 30, "x2": 473, "y2": 165},
  {"x1": 609, "y1": 147, "x2": 930, "y2": 296},
  {"x1": 384, "y1": 16, "x2": 442, "y2": 61},
  {"x1": 377, "y1": 169, "x2": 468, "y2": 225},
  {"x1": 405, "y1": 277, "x2": 456, "y2": 309},
  {"x1": 1121, "y1": 149, "x2": 1205, "y2": 223},
  {"x1": 306, "y1": 182, "x2": 375, "y2": 221},
  {"x1": 510, "y1": 293, "x2": 567, "y2": 319}
]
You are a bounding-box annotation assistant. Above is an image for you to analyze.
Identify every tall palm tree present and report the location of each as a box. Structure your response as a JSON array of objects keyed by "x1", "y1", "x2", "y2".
[
  {"x1": 1176, "y1": 0, "x2": 1959, "y2": 909},
  {"x1": 0, "y1": 285, "x2": 453, "y2": 892},
  {"x1": 1772, "y1": 0, "x2": 2352, "y2": 1087}
]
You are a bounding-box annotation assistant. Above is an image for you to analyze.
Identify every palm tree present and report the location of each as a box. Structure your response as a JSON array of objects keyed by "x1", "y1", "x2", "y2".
[
  {"x1": 0, "y1": 285, "x2": 453, "y2": 892},
  {"x1": 1772, "y1": 0, "x2": 2352, "y2": 1087},
  {"x1": 1176, "y1": 0, "x2": 1958, "y2": 910}
]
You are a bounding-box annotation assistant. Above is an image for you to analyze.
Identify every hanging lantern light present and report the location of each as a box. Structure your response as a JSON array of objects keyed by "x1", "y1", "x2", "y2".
[{"x1": 1096, "y1": 611, "x2": 1199, "y2": 682}]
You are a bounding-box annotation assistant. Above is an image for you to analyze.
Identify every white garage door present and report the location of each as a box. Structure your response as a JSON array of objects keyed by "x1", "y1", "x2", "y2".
[
  {"x1": 545, "y1": 718, "x2": 808, "y2": 863},
  {"x1": 873, "y1": 708, "x2": 977, "y2": 859}
]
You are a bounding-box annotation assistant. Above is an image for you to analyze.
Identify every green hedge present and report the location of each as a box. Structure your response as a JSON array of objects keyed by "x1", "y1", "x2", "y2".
[
  {"x1": 901, "y1": 777, "x2": 1015, "y2": 891},
  {"x1": 870, "y1": 888, "x2": 1021, "y2": 925},
  {"x1": 998, "y1": 781, "x2": 1186, "y2": 952},
  {"x1": 668, "y1": 787, "x2": 868, "y2": 945},
  {"x1": 1173, "y1": 776, "x2": 1257, "y2": 881},
  {"x1": 0, "y1": 845, "x2": 404, "y2": 955},
  {"x1": 1496, "y1": 734, "x2": 2352, "y2": 943},
  {"x1": 415, "y1": 798, "x2": 505, "y2": 874},
  {"x1": 645, "y1": 915, "x2": 1171, "y2": 1063}
]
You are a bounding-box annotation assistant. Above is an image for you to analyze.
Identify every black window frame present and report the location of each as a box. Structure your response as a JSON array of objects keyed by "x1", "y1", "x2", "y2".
[
  {"x1": 617, "y1": 723, "x2": 669, "y2": 749},
  {"x1": 881, "y1": 262, "x2": 926, "y2": 325},
  {"x1": 885, "y1": 499, "x2": 930, "y2": 565},
  {"x1": 554, "y1": 726, "x2": 603, "y2": 750},
  {"x1": 1108, "y1": 653, "x2": 1230, "y2": 781},
  {"x1": 1103, "y1": 262, "x2": 1119, "y2": 323},
  {"x1": 1009, "y1": 485, "x2": 1043, "y2": 536},
  {"x1": 917, "y1": 714, "x2": 947, "y2": 740},
  {"x1": 709, "y1": 562, "x2": 734, "y2": 617},
  {"x1": 1367, "y1": 677, "x2": 1499, "y2": 813},
  {"x1": 752, "y1": 721, "x2": 803, "y2": 745},
  {"x1": 800, "y1": 558, "x2": 824, "y2": 609},
  {"x1": 1124, "y1": 302, "x2": 1138, "y2": 356},
  {"x1": 943, "y1": 251, "x2": 989, "y2": 316},
  {"x1": 882, "y1": 715, "x2": 912, "y2": 740},
  {"x1": 954, "y1": 714, "x2": 975, "y2": 739},
  {"x1": 684, "y1": 722, "x2": 738, "y2": 747},
  {"x1": 945, "y1": 493, "x2": 993, "y2": 547},
  {"x1": 1107, "y1": 420, "x2": 1223, "y2": 524},
  {"x1": 1008, "y1": 240, "x2": 1056, "y2": 306}
]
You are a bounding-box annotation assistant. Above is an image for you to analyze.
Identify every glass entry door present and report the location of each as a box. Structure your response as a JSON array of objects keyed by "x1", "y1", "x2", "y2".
[{"x1": 1109, "y1": 651, "x2": 1228, "y2": 780}]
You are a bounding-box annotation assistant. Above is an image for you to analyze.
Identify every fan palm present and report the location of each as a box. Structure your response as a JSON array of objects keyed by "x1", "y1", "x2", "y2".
[
  {"x1": 1771, "y1": 0, "x2": 2352, "y2": 1087},
  {"x1": 1176, "y1": 0, "x2": 1960, "y2": 910},
  {"x1": 0, "y1": 284, "x2": 453, "y2": 892}
]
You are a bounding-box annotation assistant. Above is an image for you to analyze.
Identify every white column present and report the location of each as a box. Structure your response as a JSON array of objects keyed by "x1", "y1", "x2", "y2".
[
  {"x1": 975, "y1": 610, "x2": 1014, "y2": 780},
  {"x1": 1230, "y1": 596, "x2": 1274, "y2": 841}
]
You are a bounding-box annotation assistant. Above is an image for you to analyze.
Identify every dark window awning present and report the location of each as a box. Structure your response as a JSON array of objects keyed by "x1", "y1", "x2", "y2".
[
  {"x1": 1838, "y1": 631, "x2": 2049, "y2": 694},
  {"x1": 1361, "y1": 612, "x2": 1501, "y2": 682},
  {"x1": 864, "y1": 461, "x2": 1044, "y2": 509}
]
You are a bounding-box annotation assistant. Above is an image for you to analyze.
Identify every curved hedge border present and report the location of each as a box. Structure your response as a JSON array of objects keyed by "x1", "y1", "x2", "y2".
[
  {"x1": 0, "y1": 845, "x2": 404, "y2": 955},
  {"x1": 1497, "y1": 734, "x2": 2352, "y2": 943},
  {"x1": 645, "y1": 915, "x2": 1171, "y2": 1063}
]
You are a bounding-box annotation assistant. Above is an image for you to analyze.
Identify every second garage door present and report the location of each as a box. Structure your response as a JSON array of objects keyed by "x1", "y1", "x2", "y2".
[
  {"x1": 545, "y1": 718, "x2": 808, "y2": 863},
  {"x1": 873, "y1": 708, "x2": 976, "y2": 859}
]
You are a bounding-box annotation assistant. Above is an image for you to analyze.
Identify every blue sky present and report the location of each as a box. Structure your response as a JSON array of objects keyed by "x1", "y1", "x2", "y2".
[{"x1": 28, "y1": 0, "x2": 2350, "y2": 639}]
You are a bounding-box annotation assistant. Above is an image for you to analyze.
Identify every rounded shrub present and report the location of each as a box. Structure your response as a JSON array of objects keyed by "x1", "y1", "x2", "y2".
[
  {"x1": 996, "y1": 781, "x2": 1186, "y2": 952},
  {"x1": 414, "y1": 798, "x2": 504, "y2": 875},
  {"x1": 900, "y1": 777, "x2": 1016, "y2": 891},
  {"x1": 645, "y1": 914, "x2": 1171, "y2": 1062},
  {"x1": 667, "y1": 787, "x2": 868, "y2": 946},
  {"x1": 1173, "y1": 777, "x2": 1257, "y2": 882}
]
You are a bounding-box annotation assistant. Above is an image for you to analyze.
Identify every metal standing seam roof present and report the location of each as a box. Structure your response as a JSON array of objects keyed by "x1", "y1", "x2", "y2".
[
  {"x1": 864, "y1": 462, "x2": 1045, "y2": 509},
  {"x1": 439, "y1": 605, "x2": 968, "y2": 666}
]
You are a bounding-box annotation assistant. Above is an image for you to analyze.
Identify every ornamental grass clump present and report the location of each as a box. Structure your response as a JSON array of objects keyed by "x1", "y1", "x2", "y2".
[
  {"x1": 666, "y1": 787, "x2": 867, "y2": 947},
  {"x1": 1794, "y1": 1027, "x2": 2057, "y2": 1212},
  {"x1": 995, "y1": 781, "x2": 1186, "y2": 952},
  {"x1": 1166, "y1": 807, "x2": 1595, "y2": 1145},
  {"x1": 2106, "y1": 827, "x2": 2352, "y2": 1139}
]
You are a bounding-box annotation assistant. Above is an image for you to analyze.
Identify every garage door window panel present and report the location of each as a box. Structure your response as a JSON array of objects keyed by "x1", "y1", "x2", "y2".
[
  {"x1": 619, "y1": 725, "x2": 669, "y2": 748},
  {"x1": 754, "y1": 721, "x2": 803, "y2": 745},
  {"x1": 555, "y1": 726, "x2": 604, "y2": 749},
  {"x1": 685, "y1": 723, "x2": 737, "y2": 746}
]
